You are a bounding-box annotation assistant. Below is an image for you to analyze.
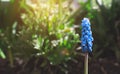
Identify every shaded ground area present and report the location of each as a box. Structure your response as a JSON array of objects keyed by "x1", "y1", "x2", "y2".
[{"x1": 0, "y1": 55, "x2": 120, "y2": 74}]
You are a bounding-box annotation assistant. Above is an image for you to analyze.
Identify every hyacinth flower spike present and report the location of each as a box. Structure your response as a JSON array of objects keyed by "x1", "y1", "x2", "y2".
[{"x1": 81, "y1": 18, "x2": 93, "y2": 74}]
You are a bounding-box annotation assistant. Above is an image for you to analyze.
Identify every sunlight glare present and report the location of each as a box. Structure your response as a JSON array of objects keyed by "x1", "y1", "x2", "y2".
[{"x1": 1, "y1": 0, "x2": 10, "y2": 2}]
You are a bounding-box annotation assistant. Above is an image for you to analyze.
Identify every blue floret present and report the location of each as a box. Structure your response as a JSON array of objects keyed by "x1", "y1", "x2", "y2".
[{"x1": 81, "y1": 18, "x2": 93, "y2": 53}]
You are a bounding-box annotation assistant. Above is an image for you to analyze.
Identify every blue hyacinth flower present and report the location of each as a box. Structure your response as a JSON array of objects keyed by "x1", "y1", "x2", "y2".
[{"x1": 81, "y1": 18, "x2": 93, "y2": 53}]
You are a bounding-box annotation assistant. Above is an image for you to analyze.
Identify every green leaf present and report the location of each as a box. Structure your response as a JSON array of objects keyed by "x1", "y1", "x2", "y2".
[{"x1": 0, "y1": 48, "x2": 6, "y2": 59}]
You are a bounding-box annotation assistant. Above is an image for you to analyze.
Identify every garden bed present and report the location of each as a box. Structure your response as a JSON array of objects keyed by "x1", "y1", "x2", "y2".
[{"x1": 0, "y1": 55, "x2": 120, "y2": 74}]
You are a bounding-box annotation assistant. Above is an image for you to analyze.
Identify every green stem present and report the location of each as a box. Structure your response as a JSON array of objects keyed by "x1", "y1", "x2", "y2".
[
  {"x1": 84, "y1": 52, "x2": 88, "y2": 74},
  {"x1": 8, "y1": 48, "x2": 14, "y2": 67},
  {"x1": 58, "y1": 0, "x2": 62, "y2": 18}
]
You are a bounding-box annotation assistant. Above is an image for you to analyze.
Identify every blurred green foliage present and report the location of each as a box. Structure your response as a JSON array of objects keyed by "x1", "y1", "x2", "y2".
[
  {"x1": 20, "y1": 0, "x2": 80, "y2": 64},
  {"x1": 0, "y1": 0, "x2": 79, "y2": 65},
  {"x1": 89, "y1": 0, "x2": 120, "y2": 59}
]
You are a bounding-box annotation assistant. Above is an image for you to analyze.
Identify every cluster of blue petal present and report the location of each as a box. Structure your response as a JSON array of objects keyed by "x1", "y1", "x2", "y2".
[{"x1": 81, "y1": 18, "x2": 93, "y2": 53}]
